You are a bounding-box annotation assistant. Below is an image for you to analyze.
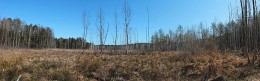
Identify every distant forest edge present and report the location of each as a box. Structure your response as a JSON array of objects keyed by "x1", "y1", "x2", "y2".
[
  {"x1": 0, "y1": 0, "x2": 259, "y2": 53},
  {"x1": 146, "y1": 0, "x2": 260, "y2": 67},
  {"x1": 0, "y1": 18, "x2": 92, "y2": 49},
  {"x1": 150, "y1": 0, "x2": 260, "y2": 53}
]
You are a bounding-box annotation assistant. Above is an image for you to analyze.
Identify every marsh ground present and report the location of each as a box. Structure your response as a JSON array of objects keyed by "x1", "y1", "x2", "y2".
[{"x1": 0, "y1": 49, "x2": 259, "y2": 81}]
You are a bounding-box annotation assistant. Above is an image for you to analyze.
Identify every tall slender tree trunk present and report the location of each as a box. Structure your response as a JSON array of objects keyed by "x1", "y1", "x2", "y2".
[{"x1": 28, "y1": 26, "x2": 31, "y2": 48}]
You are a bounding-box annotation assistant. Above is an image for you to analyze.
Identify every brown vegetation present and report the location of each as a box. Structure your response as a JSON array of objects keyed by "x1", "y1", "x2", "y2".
[{"x1": 0, "y1": 49, "x2": 260, "y2": 81}]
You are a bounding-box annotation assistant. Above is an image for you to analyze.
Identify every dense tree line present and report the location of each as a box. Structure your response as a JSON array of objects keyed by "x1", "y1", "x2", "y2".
[
  {"x1": 55, "y1": 37, "x2": 92, "y2": 49},
  {"x1": 151, "y1": 0, "x2": 260, "y2": 53},
  {"x1": 0, "y1": 17, "x2": 91, "y2": 49},
  {"x1": 150, "y1": 0, "x2": 260, "y2": 67},
  {"x1": 151, "y1": 16, "x2": 260, "y2": 52},
  {"x1": 0, "y1": 18, "x2": 55, "y2": 48}
]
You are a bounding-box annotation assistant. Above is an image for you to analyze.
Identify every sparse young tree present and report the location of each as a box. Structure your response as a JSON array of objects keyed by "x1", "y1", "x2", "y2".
[
  {"x1": 114, "y1": 10, "x2": 119, "y2": 53},
  {"x1": 81, "y1": 10, "x2": 90, "y2": 54},
  {"x1": 97, "y1": 9, "x2": 109, "y2": 54},
  {"x1": 151, "y1": 31, "x2": 159, "y2": 50},
  {"x1": 176, "y1": 25, "x2": 183, "y2": 50},
  {"x1": 122, "y1": 0, "x2": 131, "y2": 54},
  {"x1": 210, "y1": 22, "x2": 217, "y2": 50},
  {"x1": 168, "y1": 30, "x2": 175, "y2": 51},
  {"x1": 146, "y1": 7, "x2": 150, "y2": 51}
]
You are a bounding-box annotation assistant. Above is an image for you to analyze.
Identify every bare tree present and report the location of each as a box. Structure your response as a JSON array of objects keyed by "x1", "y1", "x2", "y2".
[
  {"x1": 252, "y1": 0, "x2": 258, "y2": 49},
  {"x1": 2, "y1": 18, "x2": 12, "y2": 47},
  {"x1": 1, "y1": 18, "x2": 6, "y2": 46},
  {"x1": 122, "y1": 0, "x2": 131, "y2": 54},
  {"x1": 146, "y1": 7, "x2": 150, "y2": 51},
  {"x1": 81, "y1": 10, "x2": 90, "y2": 54},
  {"x1": 13, "y1": 18, "x2": 21, "y2": 48},
  {"x1": 97, "y1": 9, "x2": 109, "y2": 54},
  {"x1": 211, "y1": 22, "x2": 217, "y2": 51},
  {"x1": 252, "y1": 0, "x2": 258, "y2": 65},
  {"x1": 240, "y1": 0, "x2": 251, "y2": 65},
  {"x1": 114, "y1": 10, "x2": 119, "y2": 53},
  {"x1": 28, "y1": 24, "x2": 32, "y2": 48},
  {"x1": 176, "y1": 25, "x2": 183, "y2": 50}
]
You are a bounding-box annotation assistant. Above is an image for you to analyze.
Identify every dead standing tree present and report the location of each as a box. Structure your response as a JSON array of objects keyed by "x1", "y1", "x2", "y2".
[
  {"x1": 97, "y1": 9, "x2": 109, "y2": 54},
  {"x1": 252, "y1": 0, "x2": 258, "y2": 65},
  {"x1": 240, "y1": 0, "x2": 256, "y2": 66},
  {"x1": 114, "y1": 10, "x2": 119, "y2": 54},
  {"x1": 81, "y1": 10, "x2": 90, "y2": 54},
  {"x1": 122, "y1": 0, "x2": 131, "y2": 54},
  {"x1": 146, "y1": 7, "x2": 150, "y2": 51}
]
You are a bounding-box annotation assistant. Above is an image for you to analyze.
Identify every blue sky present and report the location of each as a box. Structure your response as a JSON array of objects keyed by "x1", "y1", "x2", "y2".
[{"x1": 0, "y1": 0, "x2": 238, "y2": 45}]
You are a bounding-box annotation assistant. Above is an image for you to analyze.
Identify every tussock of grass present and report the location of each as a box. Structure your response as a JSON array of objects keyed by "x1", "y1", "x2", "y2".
[{"x1": 0, "y1": 49, "x2": 260, "y2": 81}]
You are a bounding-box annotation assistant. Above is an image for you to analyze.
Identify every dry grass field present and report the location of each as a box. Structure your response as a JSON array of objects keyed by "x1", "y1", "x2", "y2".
[{"x1": 0, "y1": 49, "x2": 260, "y2": 81}]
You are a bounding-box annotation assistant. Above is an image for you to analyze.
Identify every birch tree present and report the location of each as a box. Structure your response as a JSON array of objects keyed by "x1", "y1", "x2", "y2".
[
  {"x1": 122, "y1": 0, "x2": 131, "y2": 54},
  {"x1": 97, "y1": 9, "x2": 109, "y2": 54},
  {"x1": 81, "y1": 10, "x2": 90, "y2": 54},
  {"x1": 114, "y1": 10, "x2": 118, "y2": 53}
]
